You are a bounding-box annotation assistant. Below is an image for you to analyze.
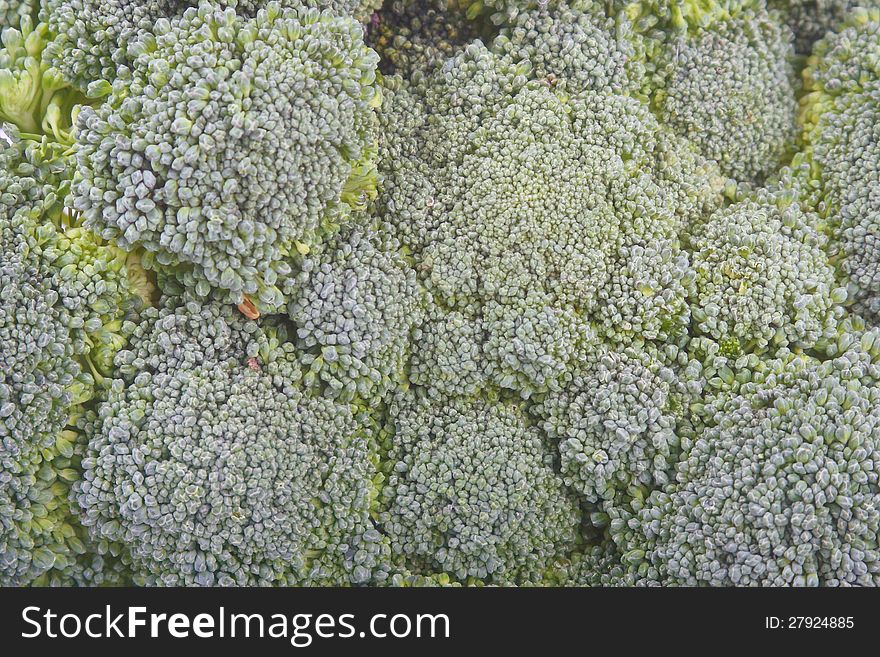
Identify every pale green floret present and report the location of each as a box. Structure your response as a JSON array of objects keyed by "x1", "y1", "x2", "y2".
[
  {"x1": 768, "y1": 0, "x2": 880, "y2": 53},
  {"x1": 492, "y1": 6, "x2": 644, "y2": 95},
  {"x1": 608, "y1": 337, "x2": 880, "y2": 586},
  {"x1": 409, "y1": 307, "x2": 487, "y2": 399},
  {"x1": 286, "y1": 221, "x2": 425, "y2": 401},
  {"x1": 482, "y1": 298, "x2": 593, "y2": 395},
  {"x1": 0, "y1": 18, "x2": 92, "y2": 142},
  {"x1": 0, "y1": 137, "x2": 138, "y2": 586},
  {"x1": 536, "y1": 344, "x2": 701, "y2": 505},
  {"x1": 76, "y1": 297, "x2": 388, "y2": 586},
  {"x1": 379, "y1": 42, "x2": 722, "y2": 396},
  {"x1": 379, "y1": 390, "x2": 582, "y2": 582},
  {"x1": 627, "y1": 1, "x2": 798, "y2": 182},
  {"x1": 0, "y1": 0, "x2": 36, "y2": 28},
  {"x1": 42, "y1": 0, "x2": 381, "y2": 93},
  {"x1": 688, "y1": 195, "x2": 845, "y2": 355},
  {"x1": 593, "y1": 238, "x2": 694, "y2": 345},
  {"x1": 71, "y1": 2, "x2": 380, "y2": 312},
  {"x1": 800, "y1": 8, "x2": 880, "y2": 322}
]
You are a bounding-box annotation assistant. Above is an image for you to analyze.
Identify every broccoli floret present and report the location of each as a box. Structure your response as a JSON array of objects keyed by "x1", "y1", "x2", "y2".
[
  {"x1": 687, "y1": 193, "x2": 846, "y2": 354},
  {"x1": 492, "y1": 6, "x2": 643, "y2": 95},
  {"x1": 0, "y1": 18, "x2": 93, "y2": 142},
  {"x1": 76, "y1": 296, "x2": 388, "y2": 586},
  {"x1": 409, "y1": 307, "x2": 488, "y2": 399},
  {"x1": 0, "y1": 137, "x2": 141, "y2": 586},
  {"x1": 607, "y1": 336, "x2": 880, "y2": 586},
  {"x1": 768, "y1": 0, "x2": 880, "y2": 53},
  {"x1": 624, "y1": 0, "x2": 798, "y2": 183},
  {"x1": 799, "y1": 8, "x2": 880, "y2": 322},
  {"x1": 536, "y1": 343, "x2": 701, "y2": 505},
  {"x1": 379, "y1": 389, "x2": 582, "y2": 583},
  {"x1": 379, "y1": 42, "x2": 722, "y2": 397},
  {"x1": 286, "y1": 220, "x2": 425, "y2": 401},
  {"x1": 71, "y1": 2, "x2": 380, "y2": 313},
  {"x1": 1, "y1": 0, "x2": 37, "y2": 30},
  {"x1": 42, "y1": 0, "x2": 381, "y2": 93}
]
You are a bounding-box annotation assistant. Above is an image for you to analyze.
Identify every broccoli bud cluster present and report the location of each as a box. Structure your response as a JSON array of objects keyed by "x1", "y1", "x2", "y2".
[
  {"x1": 379, "y1": 35, "x2": 723, "y2": 398},
  {"x1": 379, "y1": 389, "x2": 582, "y2": 581},
  {"x1": 625, "y1": 0, "x2": 798, "y2": 182},
  {"x1": 76, "y1": 297, "x2": 388, "y2": 585},
  {"x1": 286, "y1": 221, "x2": 425, "y2": 401},
  {"x1": 608, "y1": 335, "x2": 880, "y2": 586},
  {"x1": 1, "y1": 137, "x2": 140, "y2": 585},
  {"x1": 72, "y1": 1, "x2": 380, "y2": 312},
  {"x1": 800, "y1": 8, "x2": 880, "y2": 322}
]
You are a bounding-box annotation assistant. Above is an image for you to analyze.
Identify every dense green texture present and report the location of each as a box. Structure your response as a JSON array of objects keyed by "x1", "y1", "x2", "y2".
[
  {"x1": 71, "y1": 3, "x2": 380, "y2": 312},
  {"x1": 2, "y1": 0, "x2": 880, "y2": 587}
]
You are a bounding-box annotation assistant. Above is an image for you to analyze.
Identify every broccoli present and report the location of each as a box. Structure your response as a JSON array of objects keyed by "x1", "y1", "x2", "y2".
[
  {"x1": 0, "y1": 17, "x2": 92, "y2": 142},
  {"x1": 4, "y1": 0, "x2": 880, "y2": 591},
  {"x1": 378, "y1": 39, "x2": 722, "y2": 397},
  {"x1": 624, "y1": 0, "x2": 798, "y2": 183},
  {"x1": 71, "y1": 2, "x2": 380, "y2": 314},
  {"x1": 379, "y1": 389, "x2": 582, "y2": 583},
  {"x1": 687, "y1": 192, "x2": 846, "y2": 355},
  {"x1": 0, "y1": 135, "x2": 141, "y2": 585},
  {"x1": 606, "y1": 332, "x2": 880, "y2": 586},
  {"x1": 799, "y1": 8, "x2": 880, "y2": 323},
  {"x1": 1, "y1": 0, "x2": 37, "y2": 29},
  {"x1": 75, "y1": 295, "x2": 389, "y2": 586},
  {"x1": 286, "y1": 220, "x2": 425, "y2": 401},
  {"x1": 42, "y1": 0, "x2": 382, "y2": 93},
  {"x1": 368, "y1": 0, "x2": 481, "y2": 77},
  {"x1": 768, "y1": 0, "x2": 880, "y2": 53},
  {"x1": 535, "y1": 343, "x2": 701, "y2": 505}
]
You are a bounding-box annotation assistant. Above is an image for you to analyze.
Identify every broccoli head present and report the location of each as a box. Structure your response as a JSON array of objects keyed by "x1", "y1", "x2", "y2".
[
  {"x1": 379, "y1": 389, "x2": 582, "y2": 583},
  {"x1": 0, "y1": 136, "x2": 141, "y2": 585},
  {"x1": 799, "y1": 8, "x2": 880, "y2": 323},
  {"x1": 624, "y1": 0, "x2": 798, "y2": 183},
  {"x1": 536, "y1": 343, "x2": 702, "y2": 505},
  {"x1": 687, "y1": 193, "x2": 845, "y2": 355},
  {"x1": 71, "y1": 2, "x2": 380, "y2": 313},
  {"x1": 42, "y1": 0, "x2": 382, "y2": 93},
  {"x1": 768, "y1": 1, "x2": 880, "y2": 53},
  {"x1": 286, "y1": 220, "x2": 425, "y2": 401},
  {"x1": 379, "y1": 39, "x2": 722, "y2": 398},
  {"x1": 76, "y1": 296, "x2": 388, "y2": 586},
  {"x1": 607, "y1": 333, "x2": 880, "y2": 586}
]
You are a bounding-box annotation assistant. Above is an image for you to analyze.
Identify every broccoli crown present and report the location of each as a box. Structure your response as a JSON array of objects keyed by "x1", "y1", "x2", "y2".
[
  {"x1": 800, "y1": 8, "x2": 880, "y2": 322},
  {"x1": 379, "y1": 389, "x2": 582, "y2": 582},
  {"x1": 286, "y1": 220, "x2": 425, "y2": 401},
  {"x1": 625, "y1": 0, "x2": 798, "y2": 182},
  {"x1": 687, "y1": 193, "x2": 845, "y2": 354},
  {"x1": 607, "y1": 333, "x2": 880, "y2": 586},
  {"x1": 71, "y1": 2, "x2": 380, "y2": 313},
  {"x1": 76, "y1": 296, "x2": 389, "y2": 586},
  {"x1": 535, "y1": 344, "x2": 702, "y2": 504},
  {"x1": 0, "y1": 137, "x2": 139, "y2": 585},
  {"x1": 379, "y1": 38, "x2": 722, "y2": 398},
  {"x1": 491, "y1": 6, "x2": 643, "y2": 95},
  {"x1": 42, "y1": 0, "x2": 379, "y2": 93},
  {"x1": 0, "y1": 18, "x2": 91, "y2": 142},
  {"x1": 768, "y1": 1, "x2": 880, "y2": 53}
]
